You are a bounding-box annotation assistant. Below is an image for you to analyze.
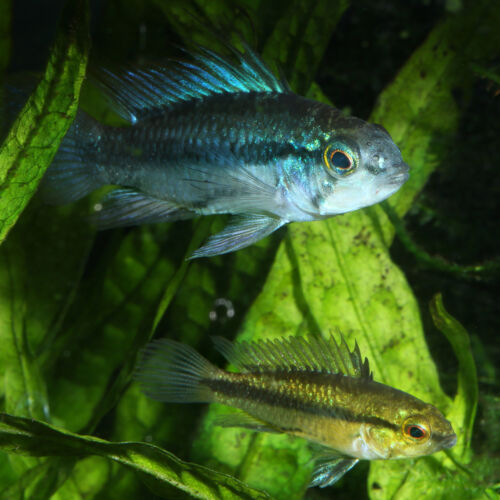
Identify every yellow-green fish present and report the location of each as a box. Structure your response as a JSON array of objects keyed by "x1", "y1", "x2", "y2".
[{"x1": 136, "y1": 334, "x2": 456, "y2": 487}]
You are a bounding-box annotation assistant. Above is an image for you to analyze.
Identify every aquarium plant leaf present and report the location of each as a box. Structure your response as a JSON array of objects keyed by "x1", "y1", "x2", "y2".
[
  {"x1": 0, "y1": 0, "x2": 89, "y2": 245},
  {"x1": 366, "y1": 296, "x2": 487, "y2": 499},
  {"x1": 0, "y1": 199, "x2": 96, "y2": 428},
  {"x1": 0, "y1": 457, "x2": 79, "y2": 500},
  {"x1": 0, "y1": 413, "x2": 270, "y2": 500},
  {"x1": 78, "y1": 219, "x2": 213, "y2": 435},
  {"x1": 0, "y1": 238, "x2": 50, "y2": 419},
  {"x1": 153, "y1": 0, "x2": 348, "y2": 96},
  {"x1": 151, "y1": 0, "x2": 260, "y2": 50},
  {"x1": 370, "y1": 1, "x2": 500, "y2": 219},
  {"x1": 259, "y1": 0, "x2": 350, "y2": 95},
  {"x1": 46, "y1": 223, "x2": 182, "y2": 433},
  {"x1": 191, "y1": 2, "x2": 499, "y2": 499},
  {"x1": 429, "y1": 294, "x2": 478, "y2": 461}
]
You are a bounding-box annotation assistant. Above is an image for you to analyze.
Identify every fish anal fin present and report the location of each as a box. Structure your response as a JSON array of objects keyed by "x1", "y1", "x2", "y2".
[
  {"x1": 213, "y1": 411, "x2": 281, "y2": 434},
  {"x1": 189, "y1": 214, "x2": 284, "y2": 259},
  {"x1": 91, "y1": 188, "x2": 195, "y2": 229}
]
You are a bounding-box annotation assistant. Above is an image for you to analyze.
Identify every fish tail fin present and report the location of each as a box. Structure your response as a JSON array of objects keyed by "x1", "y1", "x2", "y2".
[
  {"x1": 135, "y1": 339, "x2": 218, "y2": 404},
  {"x1": 40, "y1": 111, "x2": 104, "y2": 205}
]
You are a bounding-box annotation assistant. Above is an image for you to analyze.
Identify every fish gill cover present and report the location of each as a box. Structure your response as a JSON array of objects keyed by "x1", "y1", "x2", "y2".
[{"x1": 0, "y1": 1, "x2": 498, "y2": 499}]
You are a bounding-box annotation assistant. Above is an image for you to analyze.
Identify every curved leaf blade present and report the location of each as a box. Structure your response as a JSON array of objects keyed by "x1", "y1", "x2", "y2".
[
  {"x1": 0, "y1": 413, "x2": 270, "y2": 500},
  {"x1": 430, "y1": 294, "x2": 478, "y2": 461}
]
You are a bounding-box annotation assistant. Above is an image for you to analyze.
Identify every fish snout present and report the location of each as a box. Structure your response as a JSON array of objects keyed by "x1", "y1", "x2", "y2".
[
  {"x1": 442, "y1": 432, "x2": 457, "y2": 450},
  {"x1": 389, "y1": 162, "x2": 410, "y2": 186}
]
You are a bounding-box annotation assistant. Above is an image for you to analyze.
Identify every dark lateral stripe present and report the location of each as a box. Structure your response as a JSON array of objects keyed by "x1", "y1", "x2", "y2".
[{"x1": 204, "y1": 377, "x2": 399, "y2": 432}]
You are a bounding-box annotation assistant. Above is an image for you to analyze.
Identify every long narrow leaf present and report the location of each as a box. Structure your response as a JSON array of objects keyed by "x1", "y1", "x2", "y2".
[{"x1": 0, "y1": 413, "x2": 269, "y2": 500}]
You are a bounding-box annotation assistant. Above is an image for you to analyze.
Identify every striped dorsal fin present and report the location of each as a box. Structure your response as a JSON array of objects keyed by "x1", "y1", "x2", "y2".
[{"x1": 212, "y1": 333, "x2": 372, "y2": 380}]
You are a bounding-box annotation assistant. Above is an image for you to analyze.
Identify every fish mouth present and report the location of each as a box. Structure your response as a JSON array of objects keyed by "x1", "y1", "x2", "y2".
[
  {"x1": 442, "y1": 433, "x2": 457, "y2": 449},
  {"x1": 389, "y1": 163, "x2": 410, "y2": 186}
]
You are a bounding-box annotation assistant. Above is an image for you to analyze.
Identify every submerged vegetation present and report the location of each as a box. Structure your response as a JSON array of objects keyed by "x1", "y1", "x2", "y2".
[{"x1": 0, "y1": 0, "x2": 498, "y2": 499}]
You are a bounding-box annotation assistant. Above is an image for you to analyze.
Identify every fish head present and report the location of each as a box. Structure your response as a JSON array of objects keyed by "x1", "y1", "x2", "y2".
[
  {"x1": 315, "y1": 120, "x2": 410, "y2": 216},
  {"x1": 359, "y1": 396, "x2": 457, "y2": 460}
]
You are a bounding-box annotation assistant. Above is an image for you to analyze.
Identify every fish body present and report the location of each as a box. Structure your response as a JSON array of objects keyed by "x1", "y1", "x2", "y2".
[
  {"x1": 42, "y1": 45, "x2": 410, "y2": 258},
  {"x1": 136, "y1": 334, "x2": 456, "y2": 487}
]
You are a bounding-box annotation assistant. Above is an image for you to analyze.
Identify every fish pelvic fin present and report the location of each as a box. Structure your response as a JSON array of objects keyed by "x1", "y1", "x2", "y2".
[
  {"x1": 135, "y1": 339, "x2": 218, "y2": 404},
  {"x1": 40, "y1": 111, "x2": 104, "y2": 204},
  {"x1": 211, "y1": 332, "x2": 372, "y2": 379},
  {"x1": 93, "y1": 44, "x2": 289, "y2": 124},
  {"x1": 310, "y1": 455, "x2": 359, "y2": 488},
  {"x1": 90, "y1": 188, "x2": 196, "y2": 229},
  {"x1": 188, "y1": 213, "x2": 284, "y2": 259}
]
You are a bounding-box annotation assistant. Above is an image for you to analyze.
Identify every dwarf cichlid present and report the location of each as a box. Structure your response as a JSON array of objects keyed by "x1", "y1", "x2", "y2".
[
  {"x1": 136, "y1": 334, "x2": 456, "y2": 487},
  {"x1": 41, "y1": 44, "x2": 409, "y2": 258}
]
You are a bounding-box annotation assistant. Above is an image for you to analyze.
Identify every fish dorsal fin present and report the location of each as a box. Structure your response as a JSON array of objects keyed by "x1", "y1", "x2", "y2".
[
  {"x1": 212, "y1": 333, "x2": 372, "y2": 379},
  {"x1": 95, "y1": 44, "x2": 289, "y2": 124}
]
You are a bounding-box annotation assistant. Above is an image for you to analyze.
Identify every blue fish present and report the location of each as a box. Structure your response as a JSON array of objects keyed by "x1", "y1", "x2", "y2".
[{"x1": 41, "y1": 44, "x2": 409, "y2": 258}]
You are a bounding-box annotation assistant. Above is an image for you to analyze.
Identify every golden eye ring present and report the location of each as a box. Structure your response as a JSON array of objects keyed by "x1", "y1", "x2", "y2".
[
  {"x1": 402, "y1": 416, "x2": 430, "y2": 444},
  {"x1": 323, "y1": 145, "x2": 355, "y2": 174}
]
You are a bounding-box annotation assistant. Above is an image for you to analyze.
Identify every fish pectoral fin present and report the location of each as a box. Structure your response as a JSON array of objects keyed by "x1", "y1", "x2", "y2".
[
  {"x1": 91, "y1": 188, "x2": 195, "y2": 229},
  {"x1": 189, "y1": 214, "x2": 285, "y2": 259},
  {"x1": 213, "y1": 411, "x2": 281, "y2": 433},
  {"x1": 310, "y1": 455, "x2": 359, "y2": 488}
]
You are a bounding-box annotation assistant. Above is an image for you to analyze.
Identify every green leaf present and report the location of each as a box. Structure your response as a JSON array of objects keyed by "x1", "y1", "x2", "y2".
[
  {"x1": 0, "y1": 203, "x2": 95, "y2": 500},
  {"x1": 0, "y1": 200, "x2": 95, "y2": 418},
  {"x1": 151, "y1": 0, "x2": 261, "y2": 49},
  {"x1": 429, "y1": 294, "x2": 478, "y2": 461},
  {"x1": 152, "y1": 0, "x2": 348, "y2": 95},
  {"x1": 50, "y1": 457, "x2": 110, "y2": 500},
  {"x1": 260, "y1": 0, "x2": 350, "y2": 95},
  {"x1": 0, "y1": 242, "x2": 50, "y2": 419},
  {"x1": 0, "y1": 0, "x2": 89, "y2": 245},
  {"x1": 46, "y1": 224, "x2": 182, "y2": 432},
  {"x1": 0, "y1": 413, "x2": 270, "y2": 500},
  {"x1": 371, "y1": 1, "x2": 500, "y2": 217},
  {"x1": 0, "y1": 457, "x2": 76, "y2": 500},
  {"x1": 366, "y1": 296, "x2": 490, "y2": 500}
]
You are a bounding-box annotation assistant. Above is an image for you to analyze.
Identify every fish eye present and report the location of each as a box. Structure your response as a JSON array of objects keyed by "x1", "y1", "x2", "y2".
[
  {"x1": 406, "y1": 425, "x2": 426, "y2": 439},
  {"x1": 402, "y1": 417, "x2": 430, "y2": 443},
  {"x1": 323, "y1": 145, "x2": 356, "y2": 176}
]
